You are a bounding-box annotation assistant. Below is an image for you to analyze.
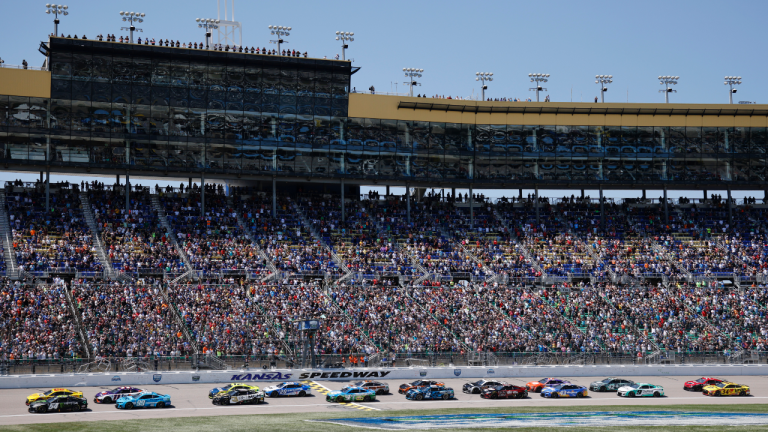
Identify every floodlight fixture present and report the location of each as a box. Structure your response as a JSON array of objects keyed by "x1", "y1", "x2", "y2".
[
  {"x1": 595, "y1": 74, "x2": 614, "y2": 103},
  {"x1": 476, "y1": 72, "x2": 494, "y2": 100},
  {"x1": 528, "y1": 72, "x2": 549, "y2": 102},
  {"x1": 658, "y1": 75, "x2": 679, "y2": 103},
  {"x1": 335, "y1": 30, "x2": 354, "y2": 61},
  {"x1": 198, "y1": 18, "x2": 219, "y2": 49},
  {"x1": 724, "y1": 75, "x2": 743, "y2": 104},
  {"x1": 119, "y1": 10, "x2": 145, "y2": 43},
  {"x1": 403, "y1": 68, "x2": 423, "y2": 97},
  {"x1": 269, "y1": 25, "x2": 291, "y2": 54},
  {"x1": 45, "y1": 3, "x2": 69, "y2": 36}
]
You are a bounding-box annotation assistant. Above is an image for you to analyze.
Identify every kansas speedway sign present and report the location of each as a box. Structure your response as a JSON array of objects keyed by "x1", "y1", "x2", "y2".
[{"x1": 298, "y1": 370, "x2": 392, "y2": 380}]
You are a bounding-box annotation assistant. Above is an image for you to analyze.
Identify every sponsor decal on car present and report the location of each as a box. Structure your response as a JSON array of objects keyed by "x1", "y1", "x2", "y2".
[
  {"x1": 192, "y1": 375, "x2": 201, "y2": 382},
  {"x1": 419, "y1": 370, "x2": 427, "y2": 377},
  {"x1": 153, "y1": 374, "x2": 162, "y2": 383},
  {"x1": 297, "y1": 371, "x2": 392, "y2": 380},
  {"x1": 454, "y1": 369, "x2": 462, "y2": 377},
  {"x1": 111, "y1": 376, "x2": 121, "y2": 382}
]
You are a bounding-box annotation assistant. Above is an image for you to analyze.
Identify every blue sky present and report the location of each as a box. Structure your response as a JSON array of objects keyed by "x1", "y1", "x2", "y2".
[{"x1": 1, "y1": 0, "x2": 766, "y2": 198}]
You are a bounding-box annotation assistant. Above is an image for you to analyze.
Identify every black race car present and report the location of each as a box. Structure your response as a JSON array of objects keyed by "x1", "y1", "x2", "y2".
[
  {"x1": 211, "y1": 388, "x2": 265, "y2": 405},
  {"x1": 481, "y1": 384, "x2": 528, "y2": 399},
  {"x1": 463, "y1": 379, "x2": 507, "y2": 394},
  {"x1": 28, "y1": 395, "x2": 88, "y2": 413},
  {"x1": 398, "y1": 380, "x2": 444, "y2": 394}
]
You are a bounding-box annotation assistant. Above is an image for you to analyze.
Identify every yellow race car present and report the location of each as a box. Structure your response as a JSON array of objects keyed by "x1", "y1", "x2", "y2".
[
  {"x1": 702, "y1": 381, "x2": 750, "y2": 397},
  {"x1": 208, "y1": 383, "x2": 260, "y2": 399},
  {"x1": 26, "y1": 388, "x2": 84, "y2": 406}
]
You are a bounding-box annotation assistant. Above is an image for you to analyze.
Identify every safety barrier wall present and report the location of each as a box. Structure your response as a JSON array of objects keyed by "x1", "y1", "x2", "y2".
[{"x1": 3, "y1": 364, "x2": 768, "y2": 389}]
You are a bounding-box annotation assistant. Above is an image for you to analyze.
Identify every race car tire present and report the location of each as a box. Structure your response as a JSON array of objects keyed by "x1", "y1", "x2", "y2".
[
  {"x1": 627, "y1": 392, "x2": 635, "y2": 397},
  {"x1": 577, "y1": 392, "x2": 584, "y2": 398},
  {"x1": 442, "y1": 394, "x2": 450, "y2": 400},
  {"x1": 376, "y1": 389, "x2": 384, "y2": 395},
  {"x1": 490, "y1": 393, "x2": 497, "y2": 399},
  {"x1": 336, "y1": 396, "x2": 345, "y2": 403},
  {"x1": 740, "y1": 391, "x2": 747, "y2": 396},
  {"x1": 551, "y1": 393, "x2": 558, "y2": 398},
  {"x1": 535, "y1": 387, "x2": 541, "y2": 393},
  {"x1": 600, "y1": 387, "x2": 607, "y2": 392},
  {"x1": 37, "y1": 406, "x2": 47, "y2": 413},
  {"x1": 125, "y1": 402, "x2": 134, "y2": 409},
  {"x1": 714, "y1": 391, "x2": 721, "y2": 397},
  {"x1": 653, "y1": 392, "x2": 661, "y2": 397},
  {"x1": 157, "y1": 402, "x2": 165, "y2": 408},
  {"x1": 518, "y1": 392, "x2": 526, "y2": 399},
  {"x1": 103, "y1": 397, "x2": 112, "y2": 404},
  {"x1": 415, "y1": 394, "x2": 424, "y2": 401},
  {"x1": 73, "y1": 405, "x2": 81, "y2": 412},
  {"x1": 363, "y1": 395, "x2": 371, "y2": 402},
  {"x1": 473, "y1": 388, "x2": 480, "y2": 394},
  {"x1": 270, "y1": 392, "x2": 279, "y2": 398},
  {"x1": 299, "y1": 391, "x2": 306, "y2": 397}
]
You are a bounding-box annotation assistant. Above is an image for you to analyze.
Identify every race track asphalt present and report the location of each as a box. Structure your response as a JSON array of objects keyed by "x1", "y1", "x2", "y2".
[{"x1": 2, "y1": 375, "x2": 767, "y2": 426}]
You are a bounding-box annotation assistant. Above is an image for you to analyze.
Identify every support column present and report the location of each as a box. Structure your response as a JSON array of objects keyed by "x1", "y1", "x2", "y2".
[
  {"x1": 642, "y1": 189, "x2": 646, "y2": 200},
  {"x1": 406, "y1": 183, "x2": 411, "y2": 224},
  {"x1": 535, "y1": 187, "x2": 540, "y2": 226},
  {"x1": 386, "y1": 185, "x2": 390, "y2": 197},
  {"x1": 599, "y1": 187, "x2": 605, "y2": 232},
  {"x1": 519, "y1": 188, "x2": 523, "y2": 200},
  {"x1": 469, "y1": 185, "x2": 474, "y2": 229},
  {"x1": 341, "y1": 179, "x2": 345, "y2": 222},
  {"x1": 116, "y1": 174, "x2": 120, "y2": 185},
  {"x1": 703, "y1": 190, "x2": 707, "y2": 202},
  {"x1": 201, "y1": 174, "x2": 205, "y2": 217},
  {"x1": 581, "y1": 189, "x2": 585, "y2": 199},
  {"x1": 727, "y1": 189, "x2": 733, "y2": 226},
  {"x1": 125, "y1": 173, "x2": 130, "y2": 216},
  {"x1": 45, "y1": 170, "x2": 50, "y2": 213},
  {"x1": 39, "y1": 171, "x2": 43, "y2": 183},
  {"x1": 452, "y1": 187, "x2": 456, "y2": 202},
  {"x1": 663, "y1": 188, "x2": 668, "y2": 225},
  {"x1": 272, "y1": 177, "x2": 277, "y2": 218},
  {"x1": 764, "y1": 190, "x2": 767, "y2": 204},
  {"x1": 188, "y1": 177, "x2": 192, "y2": 189}
]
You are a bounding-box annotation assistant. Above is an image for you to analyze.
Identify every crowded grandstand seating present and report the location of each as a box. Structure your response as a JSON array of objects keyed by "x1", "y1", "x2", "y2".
[{"x1": 4, "y1": 182, "x2": 768, "y2": 364}]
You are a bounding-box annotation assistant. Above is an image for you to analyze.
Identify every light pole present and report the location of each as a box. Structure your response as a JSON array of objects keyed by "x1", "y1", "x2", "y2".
[
  {"x1": 269, "y1": 25, "x2": 291, "y2": 54},
  {"x1": 196, "y1": 18, "x2": 220, "y2": 49},
  {"x1": 335, "y1": 31, "x2": 354, "y2": 61},
  {"x1": 45, "y1": 4, "x2": 69, "y2": 36},
  {"x1": 595, "y1": 75, "x2": 613, "y2": 103},
  {"x1": 658, "y1": 76, "x2": 679, "y2": 103},
  {"x1": 476, "y1": 72, "x2": 493, "y2": 100},
  {"x1": 724, "y1": 76, "x2": 742, "y2": 104},
  {"x1": 120, "y1": 11, "x2": 145, "y2": 44},
  {"x1": 528, "y1": 73, "x2": 549, "y2": 102},
  {"x1": 403, "y1": 68, "x2": 423, "y2": 97}
]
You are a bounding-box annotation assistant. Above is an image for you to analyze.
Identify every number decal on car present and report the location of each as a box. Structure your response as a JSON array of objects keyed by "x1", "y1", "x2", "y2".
[{"x1": 136, "y1": 400, "x2": 146, "y2": 407}]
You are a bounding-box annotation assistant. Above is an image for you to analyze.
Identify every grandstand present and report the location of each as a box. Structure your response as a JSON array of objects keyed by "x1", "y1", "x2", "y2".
[{"x1": 2, "y1": 35, "x2": 768, "y2": 372}]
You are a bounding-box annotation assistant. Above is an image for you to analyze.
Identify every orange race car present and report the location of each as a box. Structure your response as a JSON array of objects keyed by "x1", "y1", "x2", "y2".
[
  {"x1": 526, "y1": 378, "x2": 570, "y2": 393},
  {"x1": 398, "y1": 380, "x2": 444, "y2": 395}
]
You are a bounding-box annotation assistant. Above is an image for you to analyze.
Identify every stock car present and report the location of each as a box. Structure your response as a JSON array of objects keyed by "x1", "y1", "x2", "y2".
[
  {"x1": 28, "y1": 395, "x2": 88, "y2": 413},
  {"x1": 526, "y1": 378, "x2": 570, "y2": 393},
  {"x1": 541, "y1": 384, "x2": 588, "y2": 398},
  {"x1": 26, "y1": 388, "x2": 84, "y2": 406},
  {"x1": 684, "y1": 377, "x2": 724, "y2": 392},
  {"x1": 480, "y1": 384, "x2": 528, "y2": 399},
  {"x1": 208, "y1": 383, "x2": 261, "y2": 399},
  {"x1": 405, "y1": 384, "x2": 455, "y2": 401},
  {"x1": 702, "y1": 382, "x2": 750, "y2": 397},
  {"x1": 211, "y1": 388, "x2": 265, "y2": 405},
  {"x1": 398, "y1": 380, "x2": 444, "y2": 394},
  {"x1": 617, "y1": 383, "x2": 664, "y2": 397},
  {"x1": 589, "y1": 377, "x2": 635, "y2": 392},
  {"x1": 263, "y1": 382, "x2": 311, "y2": 398},
  {"x1": 463, "y1": 379, "x2": 507, "y2": 394},
  {"x1": 94, "y1": 386, "x2": 145, "y2": 404},
  {"x1": 353, "y1": 380, "x2": 390, "y2": 395},
  {"x1": 326, "y1": 386, "x2": 377, "y2": 403},
  {"x1": 115, "y1": 391, "x2": 171, "y2": 409}
]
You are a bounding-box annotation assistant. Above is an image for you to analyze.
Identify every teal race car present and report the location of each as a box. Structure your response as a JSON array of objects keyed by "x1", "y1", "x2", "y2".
[
  {"x1": 326, "y1": 386, "x2": 377, "y2": 403},
  {"x1": 617, "y1": 383, "x2": 664, "y2": 397},
  {"x1": 115, "y1": 391, "x2": 171, "y2": 409}
]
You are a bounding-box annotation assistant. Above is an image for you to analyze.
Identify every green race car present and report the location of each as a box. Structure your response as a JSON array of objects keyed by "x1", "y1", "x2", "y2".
[{"x1": 617, "y1": 382, "x2": 664, "y2": 397}]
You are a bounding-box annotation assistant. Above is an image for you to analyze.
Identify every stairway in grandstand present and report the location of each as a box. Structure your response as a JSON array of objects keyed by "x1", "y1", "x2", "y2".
[
  {"x1": 0, "y1": 190, "x2": 20, "y2": 279},
  {"x1": 291, "y1": 198, "x2": 353, "y2": 281},
  {"x1": 79, "y1": 192, "x2": 127, "y2": 281},
  {"x1": 226, "y1": 195, "x2": 279, "y2": 282},
  {"x1": 61, "y1": 280, "x2": 92, "y2": 359},
  {"x1": 491, "y1": 207, "x2": 543, "y2": 276},
  {"x1": 150, "y1": 194, "x2": 195, "y2": 278}
]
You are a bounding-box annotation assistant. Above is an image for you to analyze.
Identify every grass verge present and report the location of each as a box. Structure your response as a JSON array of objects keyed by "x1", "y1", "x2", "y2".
[{"x1": 3, "y1": 404, "x2": 768, "y2": 432}]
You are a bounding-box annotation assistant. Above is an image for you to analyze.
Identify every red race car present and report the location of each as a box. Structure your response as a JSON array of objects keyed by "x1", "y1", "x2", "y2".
[
  {"x1": 684, "y1": 377, "x2": 724, "y2": 392},
  {"x1": 481, "y1": 384, "x2": 528, "y2": 399}
]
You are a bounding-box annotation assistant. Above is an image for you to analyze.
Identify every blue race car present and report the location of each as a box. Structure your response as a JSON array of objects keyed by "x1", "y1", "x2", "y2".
[
  {"x1": 262, "y1": 382, "x2": 311, "y2": 398},
  {"x1": 405, "y1": 385, "x2": 454, "y2": 401},
  {"x1": 115, "y1": 391, "x2": 171, "y2": 409},
  {"x1": 326, "y1": 386, "x2": 377, "y2": 403},
  {"x1": 541, "y1": 384, "x2": 588, "y2": 398}
]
